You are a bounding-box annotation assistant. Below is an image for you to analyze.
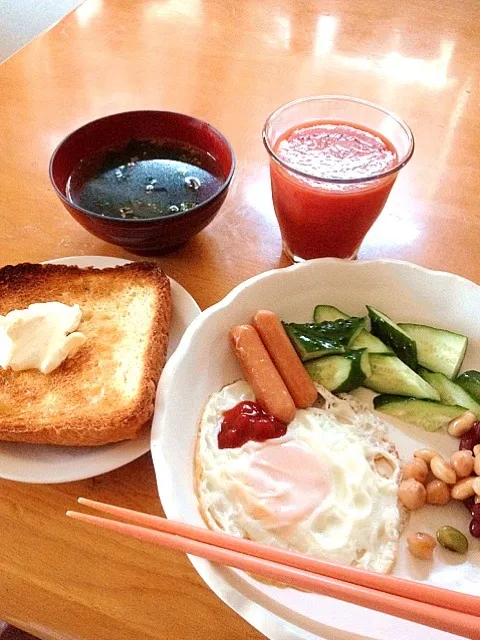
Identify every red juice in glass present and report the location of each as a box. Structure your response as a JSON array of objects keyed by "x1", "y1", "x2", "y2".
[{"x1": 263, "y1": 97, "x2": 414, "y2": 261}]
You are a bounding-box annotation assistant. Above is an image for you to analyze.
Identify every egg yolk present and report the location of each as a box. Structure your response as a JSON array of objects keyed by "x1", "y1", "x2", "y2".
[{"x1": 238, "y1": 442, "x2": 331, "y2": 528}]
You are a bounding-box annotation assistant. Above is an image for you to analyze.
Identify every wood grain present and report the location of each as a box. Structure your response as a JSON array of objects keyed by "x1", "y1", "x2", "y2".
[{"x1": 0, "y1": 0, "x2": 480, "y2": 638}]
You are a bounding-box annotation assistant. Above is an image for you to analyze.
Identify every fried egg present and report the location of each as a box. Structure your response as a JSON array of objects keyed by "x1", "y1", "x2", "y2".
[{"x1": 196, "y1": 380, "x2": 406, "y2": 574}]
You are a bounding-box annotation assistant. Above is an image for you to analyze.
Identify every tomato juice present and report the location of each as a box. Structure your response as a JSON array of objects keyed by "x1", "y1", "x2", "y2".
[{"x1": 269, "y1": 121, "x2": 399, "y2": 260}]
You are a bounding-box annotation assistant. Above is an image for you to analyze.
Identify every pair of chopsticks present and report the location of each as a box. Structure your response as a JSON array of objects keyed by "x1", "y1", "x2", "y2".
[{"x1": 67, "y1": 499, "x2": 480, "y2": 639}]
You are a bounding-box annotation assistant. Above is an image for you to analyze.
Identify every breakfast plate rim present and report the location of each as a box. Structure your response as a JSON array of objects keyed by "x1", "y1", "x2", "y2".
[{"x1": 157, "y1": 258, "x2": 480, "y2": 368}]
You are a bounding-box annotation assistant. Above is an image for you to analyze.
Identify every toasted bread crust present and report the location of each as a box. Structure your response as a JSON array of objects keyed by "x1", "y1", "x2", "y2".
[{"x1": 0, "y1": 261, "x2": 171, "y2": 446}]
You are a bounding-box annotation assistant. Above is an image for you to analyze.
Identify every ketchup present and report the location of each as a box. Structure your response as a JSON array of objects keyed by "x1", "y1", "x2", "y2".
[{"x1": 218, "y1": 401, "x2": 287, "y2": 449}]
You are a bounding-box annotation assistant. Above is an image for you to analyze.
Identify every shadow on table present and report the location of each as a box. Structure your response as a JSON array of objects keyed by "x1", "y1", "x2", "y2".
[{"x1": 0, "y1": 624, "x2": 38, "y2": 640}]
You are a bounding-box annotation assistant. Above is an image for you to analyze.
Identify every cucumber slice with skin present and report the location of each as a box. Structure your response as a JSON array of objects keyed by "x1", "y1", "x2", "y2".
[
  {"x1": 419, "y1": 369, "x2": 480, "y2": 418},
  {"x1": 373, "y1": 395, "x2": 467, "y2": 432},
  {"x1": 313, "y1": 305, "x2": 392, "y2": 354},
  {"x1": 398, "y1": 323, "x2": 467, "y2": 380},
  {"x1": 283, "y1": 328, "x2": 345, "y2": 361},
  {"x1": 305, "y1": 349, "x2": 370, "y2": 392},
  {"x1": 367, "y1": 306, "x2": 417, "y2": 369},
  {"x1": 350, "y1": 331, "x2": 393, "y2": 354},
  {"x1": 313, "y1": 305, "x2": 349, "y2": 323},
  {"x1": 365, "y1": 354, "x2": 440, "y2": 400},
  {"x1": 283, "y1": 317, "x2": 366, "y2": 362},
  {"x1": 456, "y1": 370, "x2": 480, "y2": 403}
]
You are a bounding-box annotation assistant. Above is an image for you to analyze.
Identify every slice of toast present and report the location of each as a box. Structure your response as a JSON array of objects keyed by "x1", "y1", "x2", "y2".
[{"x1": 0, "y1": 261, "x2": 171, "y2": 446}]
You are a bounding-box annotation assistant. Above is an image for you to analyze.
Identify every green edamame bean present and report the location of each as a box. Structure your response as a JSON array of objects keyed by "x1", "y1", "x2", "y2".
[{"x1": 436, "y1": 526, "x2": 468, "y2": 554}]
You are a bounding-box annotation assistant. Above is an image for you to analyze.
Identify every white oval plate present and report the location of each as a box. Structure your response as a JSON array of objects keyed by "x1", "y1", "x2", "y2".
[
  {"x1": 152, "y1": 259, "x2": 480, "y2": 640},
  {"x1": 0, "y1": 255, "x2": 200, "y2": 484}
]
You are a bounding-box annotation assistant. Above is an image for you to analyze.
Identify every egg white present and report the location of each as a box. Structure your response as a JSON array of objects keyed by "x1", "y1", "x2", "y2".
[{"x1": 196, "y1": 380, "x2": 406, "y2": 574}]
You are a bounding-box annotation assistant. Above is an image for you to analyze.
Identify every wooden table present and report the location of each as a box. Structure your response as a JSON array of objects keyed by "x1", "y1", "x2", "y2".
[{"x1": 0, "y1": 0, "x2": 479, "y2": 638}]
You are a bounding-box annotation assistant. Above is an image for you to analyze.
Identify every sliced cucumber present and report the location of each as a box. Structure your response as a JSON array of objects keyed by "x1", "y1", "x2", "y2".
[
  {"x1": 367, "y1": 306, "x2": 417, "y2": 369},
  {"x1": 350, "y1": 331, "x2": 393, "y2": 354},
  {"x1": 283, "y1": 317, "x2": 366, "y2": 362},
  {"x1": 373, "y1": 395, "x2": 467, "y2": 432},
  {"x1": 313, "y1": 305, "x2": 348, "y2": 323},
  {"x1": 305, "y1": 349, "x2": 370, "y2": 392},
  {"x1": 313, "y1": 305, "x2": 392, "y2": 354},
  {"x1": 456, "y1": 370, "x2": 480, "y2": 403},
  {"x1": 398, "y1": 323, "x2": 467, "y2": 379},
  {"x1": 283, "y1": 323, "x2": 344, "y2": 361},
  {"x1": 419, "y1": 369, "x2": 480, "y2": 418},
  {"x1": 365, "y1": 354, "x2": 440, "y2": 400}
]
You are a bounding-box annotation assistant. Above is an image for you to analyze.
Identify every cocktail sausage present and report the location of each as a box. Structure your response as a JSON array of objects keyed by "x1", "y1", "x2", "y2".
[
  {"x1": 253, "y1": 310, "x2": 318, "y2": 409},
  {"x1": 229, "y1": 324, "x2": 296, "y2": 424}
]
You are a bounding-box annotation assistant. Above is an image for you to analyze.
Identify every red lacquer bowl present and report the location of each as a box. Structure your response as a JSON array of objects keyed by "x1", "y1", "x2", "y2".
[{"x1": 49, "y1": 111, "x2": 235, "y2": 255}]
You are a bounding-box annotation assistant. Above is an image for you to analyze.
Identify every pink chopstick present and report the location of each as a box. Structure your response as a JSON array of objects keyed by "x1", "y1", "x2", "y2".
[
  {"x1": 75, "y1": 497, "x2": 478, "y2": 618},
  {"x1": 67, "y1": 499, "x2": 480, "y2": 638}
]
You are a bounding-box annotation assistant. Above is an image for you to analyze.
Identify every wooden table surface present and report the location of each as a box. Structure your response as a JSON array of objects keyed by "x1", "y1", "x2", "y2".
[{"x1": 0, "y1": 0, "x2": 479, "y2": 638}]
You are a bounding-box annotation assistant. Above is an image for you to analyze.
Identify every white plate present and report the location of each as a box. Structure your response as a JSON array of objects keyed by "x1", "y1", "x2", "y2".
[
  {"x1": 152, "y1": 259, "x2": 480, "y2": 640},
  {"x1": 0, "y1": 255, "x2": 200, "y2": 484}
]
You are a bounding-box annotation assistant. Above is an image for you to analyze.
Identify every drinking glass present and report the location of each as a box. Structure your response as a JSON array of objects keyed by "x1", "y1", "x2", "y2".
[{"x1": 263, "y1": 96, "x2": 414, "y2": 261}]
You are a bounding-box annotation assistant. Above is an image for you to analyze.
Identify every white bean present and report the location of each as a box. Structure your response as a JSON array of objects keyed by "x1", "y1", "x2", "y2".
[
  {"x1": 473, "y1": 477, "x2": 480, "y2": 497},
  {"x1": 451, "y1": 477, "x2": 475, "y2": 500},
  {"x1": 414, "y1": 448, "x2": 439, "y2": 464},
  {"x1": 447, "y1": 411, "x2": 476, "y2": 437},
  {"x1": 407, "y1": 532, "x2": 436, "y2": 560},
  {"x1": 398, "y1": 478, "x2": 427, "y2": 510},
  {"x1": 431, "y1": 456, "x2": 457, "y2": 484},
  {"x1": 426, "y1": 479, "x2": 450, "y2": 505},
  {"x1": 450, "y1": 450, "x2": 474, "y2": 478},
  {"x1": 474, "y1": 453, "x2": 480, "y2": 477},
  {"x1": 403, "y1": 458, "x2": 428, "y2": 484}
]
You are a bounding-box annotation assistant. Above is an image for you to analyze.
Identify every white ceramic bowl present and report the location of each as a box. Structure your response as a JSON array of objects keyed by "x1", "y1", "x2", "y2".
[{"x1": 152, "y1": 259, "x2": 480, "y2": 640}]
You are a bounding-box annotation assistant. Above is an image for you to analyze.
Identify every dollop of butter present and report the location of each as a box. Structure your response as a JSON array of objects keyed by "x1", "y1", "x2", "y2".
[{"x1": 0, "y1": 302, "x2": 87, "y2": 374}]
